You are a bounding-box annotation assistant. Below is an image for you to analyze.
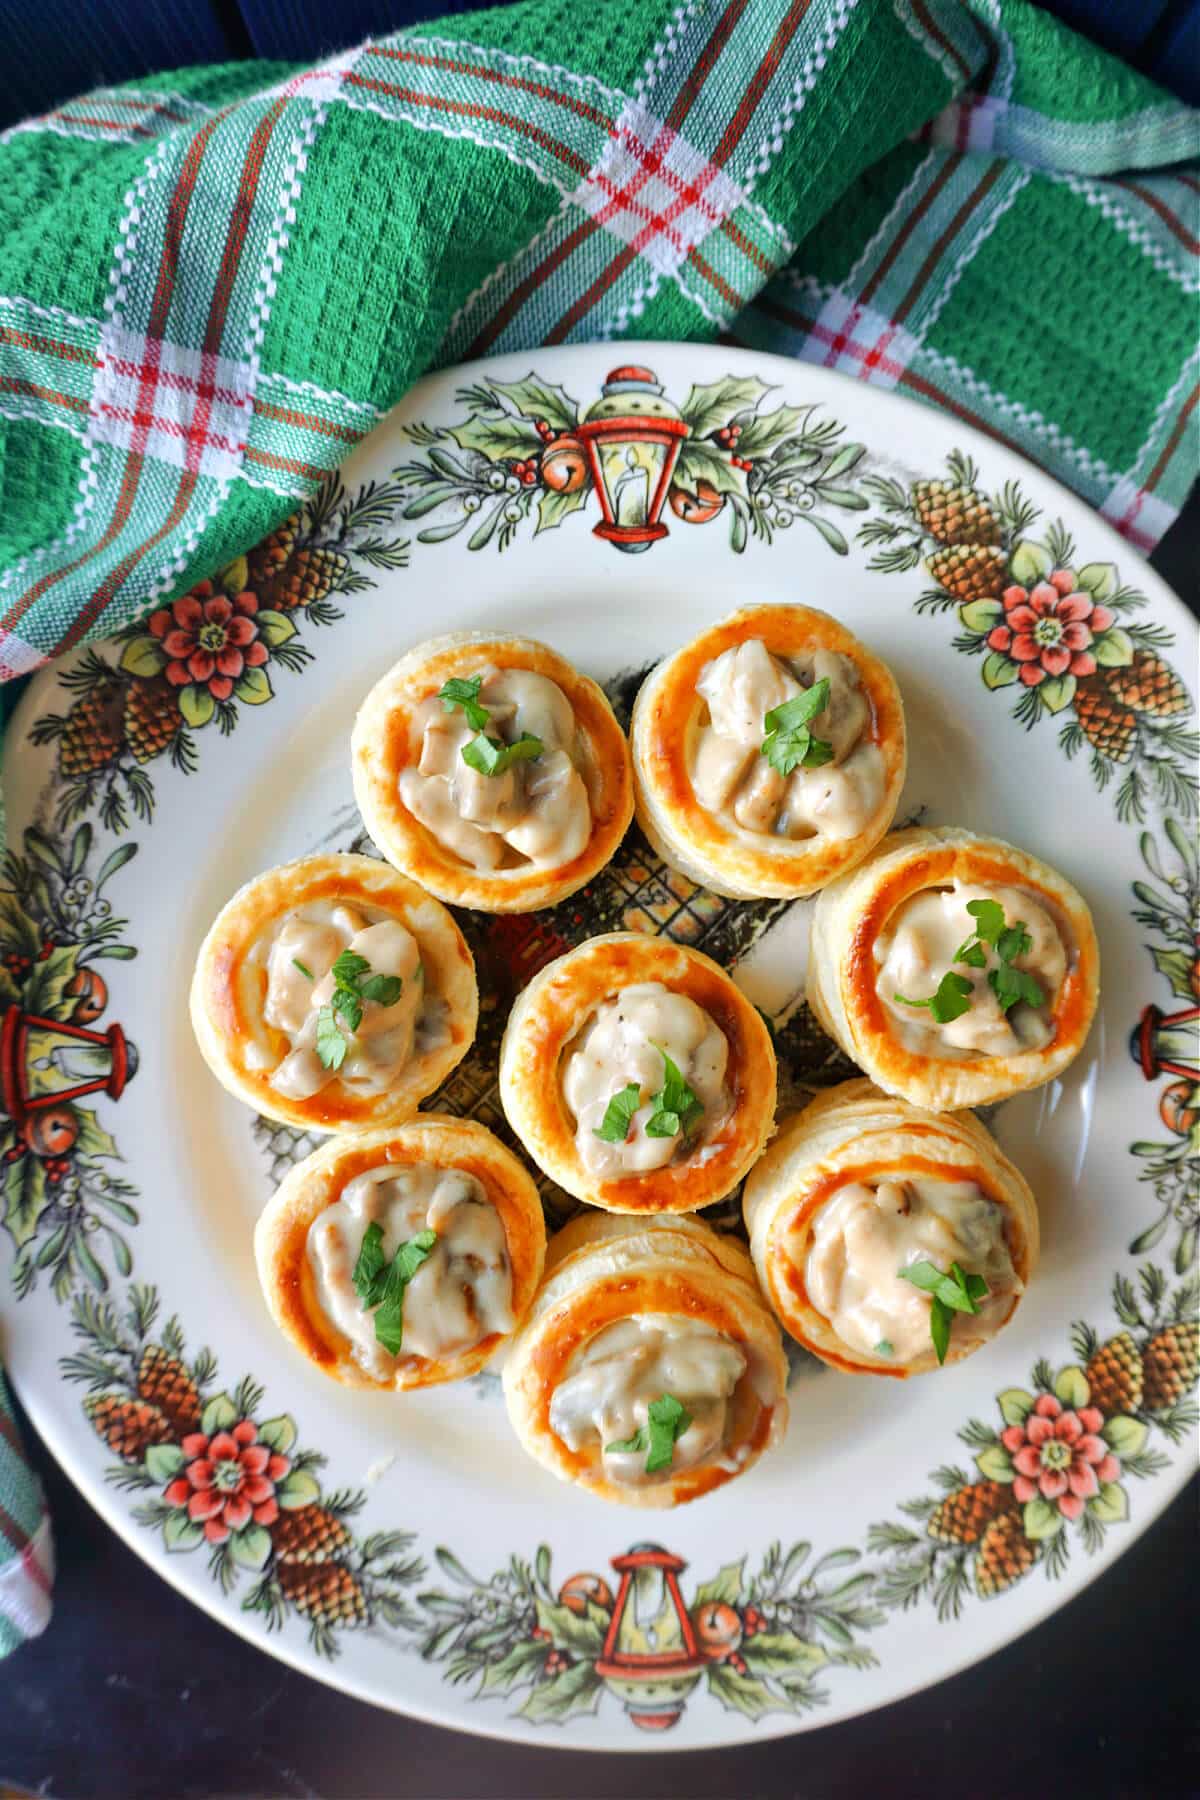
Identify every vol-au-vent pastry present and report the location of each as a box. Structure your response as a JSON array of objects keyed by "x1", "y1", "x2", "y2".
[
  {"x1": 351, "y1": 632, "x2": 633, "y2": 913},
  {"x1": 190, "y1": 852, "x2": 477, "y2": 1132},
  {"x1": 743, "y1": 1080, "x2": 1038, "y2": 1376},
  {"x1": 629, "y1": 604, "x2": 906, "y2": 899},
  {"x1": 254, "y1": 1116, "x2": 546, "y2": 1389},
  {"x1": 503, "y1": 1212, "x2": 788, "y2": 1507},
  {"x1": 499, "y1": 931, "x2": 776, "y2": 1213},
  {"x1": 808, "y1": 826, "x2": 1099, "y2": 1111}
]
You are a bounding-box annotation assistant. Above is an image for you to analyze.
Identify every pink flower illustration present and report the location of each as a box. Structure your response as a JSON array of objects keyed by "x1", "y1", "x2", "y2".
[
  {"x1": 148, "y1": 580, "x2": 268, "y2": 702},
  {"x1": 163, "y1": 1418, "x2": 290, "y2": 1544},
  {"x1": 1000, "y1": 1393, "x2": 1119, "y2": 1520},
  {"x1": 986, "y1": 568, "x2": 1115, "y2": 687}
]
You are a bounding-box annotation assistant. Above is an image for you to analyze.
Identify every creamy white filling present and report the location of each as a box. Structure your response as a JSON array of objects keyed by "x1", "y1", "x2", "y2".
[
  {"x1": 549, "y1": 1314, "x2": 746, "y2": 1487},
  {"x1": 255, "y1": 902, "x2": 425, "y2": 1101},
  {"x1": 308, "y1": 1163, "x2": 513, "y2": 1379},
  {"x1": 690, "y1": 639, "x2": 884, "y2": 841},
  {"x1": 399, "y1": 668, "x2": 592, "y2": 871},
  {"x1": 805, "y1": 1176, "x2": 1019, "y2": 1362},
  {"x1": 561, "y1": 981, "x2": 730, "y2": 1180},
  {"x1": 874, "y1": 881, "x2": 1067, "y2": 1059}
]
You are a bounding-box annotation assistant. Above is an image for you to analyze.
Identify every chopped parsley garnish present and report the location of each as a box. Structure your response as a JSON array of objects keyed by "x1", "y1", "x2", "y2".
[
  {"x1": 438, "y1": 674, "x2": 490, "y2": 733},
  {"x1": 645, "y1": 1047, "x2": 704, "y2": 1139},
  {"x1": 895, "y1": 899, "x2": 1045, "y2": 1024},
  {"x1": 594, "y1": 1082, "x2": 642, "y2": 1144},
  {"x1": 894, "y1": 970, "x2": 974, "y2": 1024},
  {"x1": 352, "y1": 1221, "x2": 438, "y2": 1357},
  {"x1": 315, "y1": 948, "x2": 404, "y2": 1071},
  {"x1": 606, "y1": 1393, "x2": 693, "y2": 1474},
  {"x1": 897, "y1": 1259, "x2": 989, "y2": 1365},
  {"x1": 760, "y1": 677, "x2": 833, "y2": 777},
  {"x1": 461, "y1": 730, "x2": 544, "y2": 778},
  {"x1": 292, "y1": 957, "x2": 314, "y2": 980}
]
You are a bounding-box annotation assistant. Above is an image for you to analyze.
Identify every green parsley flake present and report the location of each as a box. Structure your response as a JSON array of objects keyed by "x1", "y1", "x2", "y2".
[
  {"x1": 874, "y1": 1339, "x2": 895, "y2": 1358},
  {"x1": 292, "y1": 957, "x2": 314, "y2": 980},
  {"x1": 606, "y1": 1393, "x2": 693, "y2": 1474},
  {"x1": 594, "y1": 1082, "x2": 642, "y2": 1144},
  {"x1": 760, "y1": 677, "x2": 834, "y2": 777},
  {"x1": 644, "y1": 1047, "x2": 704, "y2": 1140},
  {"x1": 461, "y1": 731, "x2": 544, "y2": 778},
  {"x1": 315, "y1": 949, "x2": 405, "y2": 1071},
  {"x1": 897, "y1": 1259, "x2": 989, "y2": 1365},
  {"x1": 894, "y1": 970, "x2": 974, "y2": 1024},
  {"x1": 438, "y1": 675, "x2": 490, "y2": 733},
  {"x1": 352, "y1": 1225, "x2": 439, "y2": 1358}
]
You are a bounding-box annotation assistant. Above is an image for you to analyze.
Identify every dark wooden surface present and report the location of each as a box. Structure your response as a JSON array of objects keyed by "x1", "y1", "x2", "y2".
[{"x1": 1, "y1": 497, "x2": 1196, "y2": 1800}]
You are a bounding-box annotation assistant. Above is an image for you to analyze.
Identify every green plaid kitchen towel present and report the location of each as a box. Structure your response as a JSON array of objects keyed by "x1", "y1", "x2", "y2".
[{"x1": 0, "y1": 0, "x2": 1196, "y2": 1656}]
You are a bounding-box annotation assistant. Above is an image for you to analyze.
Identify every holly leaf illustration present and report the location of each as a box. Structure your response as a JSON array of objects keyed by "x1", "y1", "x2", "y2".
[
  {"x1": 692, "y1": 1559, "x2": 745, "y2": 1608},
  {"x1": 679, "y1": 374, "x2": 772, "y2": 436},
  {"x1": 73, "y1": 1108, "x2": 119, "y2": 1162},
  {"x1": 535, "y1": 485, "x2": 587, "y2": 535},
  {"x1": 2, "y1": 1155, "x2": 49, "y2": 1250},
  {"x1": 741, "y1": 1631, "x2": 827, "y2": 1678},
  {"x1": 517, "y1": 1659, "x2": 603, "y2": 1725},
  {"x1": 1150, "y1": 946, "x2": 1197, "y2": 1001},
  {"x1": 706, "y1": 1661, "x2": 786, "y2": 1720},
  {"x1": 484, "y1": 375, "x2": 578, "y2": 431},
  {"x1": 450, "y1": 410, "x2": 543, "y2": 463},
  {"x1": 23, "y1": 943, "x2": 80, "y2": 1018},
  {"x1": 533, "y1": 1596, "x2": 606, "y2": 1657},
  {"x1": 675, "y1": 438, "x2": 748, "y2": 499},
  {"x1": 734, "y1": 403, "x2": 808, "y2": 457}
]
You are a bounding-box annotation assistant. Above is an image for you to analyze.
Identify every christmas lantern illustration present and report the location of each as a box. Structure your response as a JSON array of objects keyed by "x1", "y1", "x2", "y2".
[
  {"x1": 575, "y1": 368, "x2": 689, "y2": 552},
  {"x1": 1131, "y1": 1001, "x2": 1200, "y2": 1084},
  {"x1": 0, "y1": 1004, "x2": 138, "y2": 1128},
  {"x1": 593, "y1": 1544, "x2": 704, "y2": 1730}
]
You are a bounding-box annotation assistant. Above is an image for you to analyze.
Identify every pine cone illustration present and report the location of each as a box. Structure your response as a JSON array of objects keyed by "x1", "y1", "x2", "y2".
[
  {"x1": 135, "y1": 1344, "x2": 201, "y2": 1436},
  {"x1": 248, "y1": 514, "x2": 300, "y2": 590},
  {"x1": 276, "y1": 546, "x2": 349, "y2": 611},
  {"x1": 927, "y1": 1479, "x2": 1017, "y2": 1546},
  {"x1": 123, "y1": 677, "x2": 182, "y2": 765},
  {"x1": 925, "y1": 544, "x2": 1008, "y2": 601},
  {"x1": 84, "y1": 1393, "x2": 175, "y2": 1461},
  {"x1": 1103, "y1": 651, "x2": 1189, "y2": 719},
  {"x1": 270, "y1": 1504, "x2": 353, "y2": 1566},
  {"x1": 1073, "y1": 677, "x2": 1137, "y2": 764},
  {"x1": 974, "y1": 1510, "x2": 1038, "y2": 1598},
  {"x1": 278, "y1": 1560, "x2": 368, "y2": 1627},
  {"x1": 1085, "y1": 1332, "x2": 1144, "y2": 1415},
  {"x1": 59, "y1": 681, "x2": 126, "y2": 778},
  {"x1": 1141, "y1": 1321, "x2": 1200, "y2": 1411},
  {"x1": 912, "y1": 479, "x2": 1001, "y2": 546}
]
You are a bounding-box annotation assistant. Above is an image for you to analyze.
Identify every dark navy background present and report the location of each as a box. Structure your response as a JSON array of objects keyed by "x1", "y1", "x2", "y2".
[{"x1": 0, "y1": 0, "x2": 1197, "y2": 124}]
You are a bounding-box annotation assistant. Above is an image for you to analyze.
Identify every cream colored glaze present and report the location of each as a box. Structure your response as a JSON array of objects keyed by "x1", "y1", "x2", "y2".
[
  {"x1": 804, "y1": 1175, "x2": 1019, "y2": 1362},
  {"x1": 874, "y1": 881, "x2": 1067, "y2": 1059},
  {"x1": 691, "y1": 639, "x2": 884, "y2": 841},
  {"x1": 398, "y1": 669, "x2": 591, "y2": 871},
  {"x1": 256, "y1": 903, "x2": 425, "y2": 1100},
  {"x1": 548, "y1": 1314, "x2": 747, "y2": 1487},
  {"x1": 560, "y1": 982, "x2": 730, "y2": 1179},
  {"x1": 308, "y1": 1163, "x2": 513, "y2": 1379}
]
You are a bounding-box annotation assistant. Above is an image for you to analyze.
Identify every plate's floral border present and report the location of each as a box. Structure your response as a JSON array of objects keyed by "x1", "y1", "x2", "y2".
[{"x1": 3, "y1": 368, "x2": 1196, "y2": 1733}]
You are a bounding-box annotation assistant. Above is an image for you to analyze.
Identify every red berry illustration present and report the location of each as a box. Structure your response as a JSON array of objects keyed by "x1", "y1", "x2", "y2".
[{"x1": 693, "y1": 1601, "x2": 744, "y2": 1660}]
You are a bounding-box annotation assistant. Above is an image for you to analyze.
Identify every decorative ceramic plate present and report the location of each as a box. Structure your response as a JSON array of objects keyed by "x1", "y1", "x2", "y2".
[{"x1": 2, "y1": 345, "x2": 1196, "y2": 1749}]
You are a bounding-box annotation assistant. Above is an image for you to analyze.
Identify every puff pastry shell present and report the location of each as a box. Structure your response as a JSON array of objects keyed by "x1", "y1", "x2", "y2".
[
  {"x1": 503, "y1": 1211, "x2": 788, "y2": 1507},
  {"x1": 254, "y1": 1115, "x2": 546, "y2": 1390},
  {"x1": 629, "y1": 604, "x2": 906, "y2": 899},
  {"x1": 499, "y1": 931, "x2": 776, "y2": 1213},
  {"x1": 744, "y1": 1079, "x2": 1039, "y2": 1376},
  {"x1": 807, "y1": 826, "x2": 1099, "y2": 1110},
  {"x1": 351, "y1": 631, "x2": 633, "y2": 913},
  {"x1": 190, "y1": 852, "x2": 477, "y2": 1132}
]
